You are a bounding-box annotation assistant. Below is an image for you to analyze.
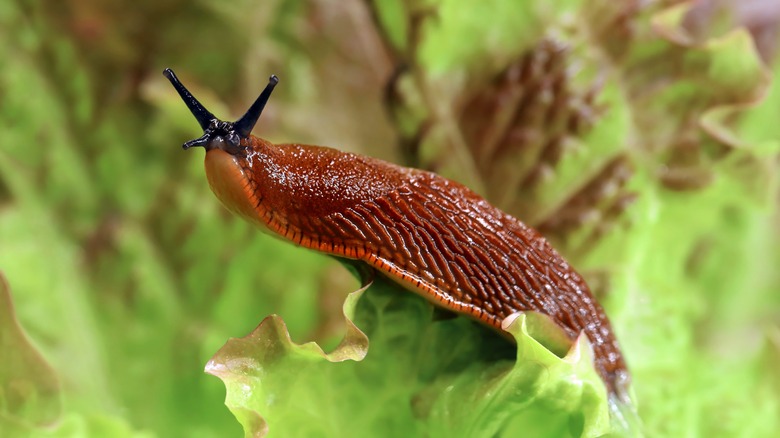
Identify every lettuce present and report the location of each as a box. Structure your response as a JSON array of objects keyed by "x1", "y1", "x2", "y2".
[
  {"x1": 0, "y1": 0, "x2": 778, "y2": 437},
  {"x1": 207, "y1": 278, "x2": 618, "y2": 437}
]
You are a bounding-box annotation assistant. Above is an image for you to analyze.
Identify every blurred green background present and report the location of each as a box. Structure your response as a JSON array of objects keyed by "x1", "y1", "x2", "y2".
[{"x1": 1, "y1": 0, "x2": 780, "y2": 436}]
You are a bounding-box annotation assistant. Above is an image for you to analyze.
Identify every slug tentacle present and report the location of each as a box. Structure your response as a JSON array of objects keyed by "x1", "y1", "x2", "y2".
[
  {"x1": 165, "y1": 69, "x2": 630, "y2": 398},
  {"x1": 182, "y1": 133, "x2": 211, "y2": 150},
  {"x1": 234, "y1": 75, "x2": 279, "y2": 138},
  {"x1": 163, "y1": 68, "x2": 216, "y2": 131},
  {"x1": 163, "y1": 69, "x2": 278, "y2": 152}
]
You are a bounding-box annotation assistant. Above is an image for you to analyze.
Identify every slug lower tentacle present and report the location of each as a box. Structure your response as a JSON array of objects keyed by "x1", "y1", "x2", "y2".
[{"x1": 163, "y1": 68, "x2": 630, "y2": 398}]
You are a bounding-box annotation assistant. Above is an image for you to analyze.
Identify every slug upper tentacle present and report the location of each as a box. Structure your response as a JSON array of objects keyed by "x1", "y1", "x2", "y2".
[{"x1": 164, "y1": 68, "x2": 630, "y2": 398}]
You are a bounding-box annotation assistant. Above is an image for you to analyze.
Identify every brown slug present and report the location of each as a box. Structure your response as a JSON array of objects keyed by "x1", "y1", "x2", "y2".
[{"x1": 163, "y1": 68, "x2": 629, "y2": 397}]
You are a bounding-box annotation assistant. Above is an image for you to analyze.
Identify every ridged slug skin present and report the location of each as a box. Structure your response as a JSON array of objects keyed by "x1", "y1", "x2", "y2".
[
  {"x1": 162, "y1": 68, "x2": 628, "y2": 398},
  {"x1": 206, "y1": 137, "x2": 628, "y2": 395}
]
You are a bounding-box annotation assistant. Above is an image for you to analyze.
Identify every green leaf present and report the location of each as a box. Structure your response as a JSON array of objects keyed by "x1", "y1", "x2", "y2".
[
  {"x1": 206, "y1": 279, "x2": 371, "y2": 437},
  {"x1": 0, "y1": 273, "x2": 61, "y2": 433},
  {"x1": 207, "y1": 276, "x2": 624, "y2": 437}
]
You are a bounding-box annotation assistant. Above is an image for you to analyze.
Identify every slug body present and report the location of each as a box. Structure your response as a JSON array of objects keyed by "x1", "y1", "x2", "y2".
[{"x1": 164, "y1": 69, "x2": 629, "y2": 397}]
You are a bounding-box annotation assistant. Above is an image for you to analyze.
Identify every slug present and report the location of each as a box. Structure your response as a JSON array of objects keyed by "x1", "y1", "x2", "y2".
[{"x1": 163, "y1": 68, "x2": 629, "y2": 397}]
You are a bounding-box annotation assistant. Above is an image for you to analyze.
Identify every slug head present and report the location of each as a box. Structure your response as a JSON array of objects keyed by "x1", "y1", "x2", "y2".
[{"x1": 163, "y1": 68, "x2": 278, "y2": 153}]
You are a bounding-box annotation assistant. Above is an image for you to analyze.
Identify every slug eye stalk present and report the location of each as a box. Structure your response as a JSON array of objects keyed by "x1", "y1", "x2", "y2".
[
  {"x1": 162, "y1": 68, "x2": 216, "y2": 131},
  {"x1": 162, "y1": 68, "x2": 279, "y2": 151},
  {"x1": 234, "y1": 75, "x2": 279, "y2": 138}
]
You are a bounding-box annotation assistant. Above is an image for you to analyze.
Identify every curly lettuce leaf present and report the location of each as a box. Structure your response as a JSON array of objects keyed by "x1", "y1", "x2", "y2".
[{"x1": 207, "y1": 275, "x2": 621, "y2": 437}]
